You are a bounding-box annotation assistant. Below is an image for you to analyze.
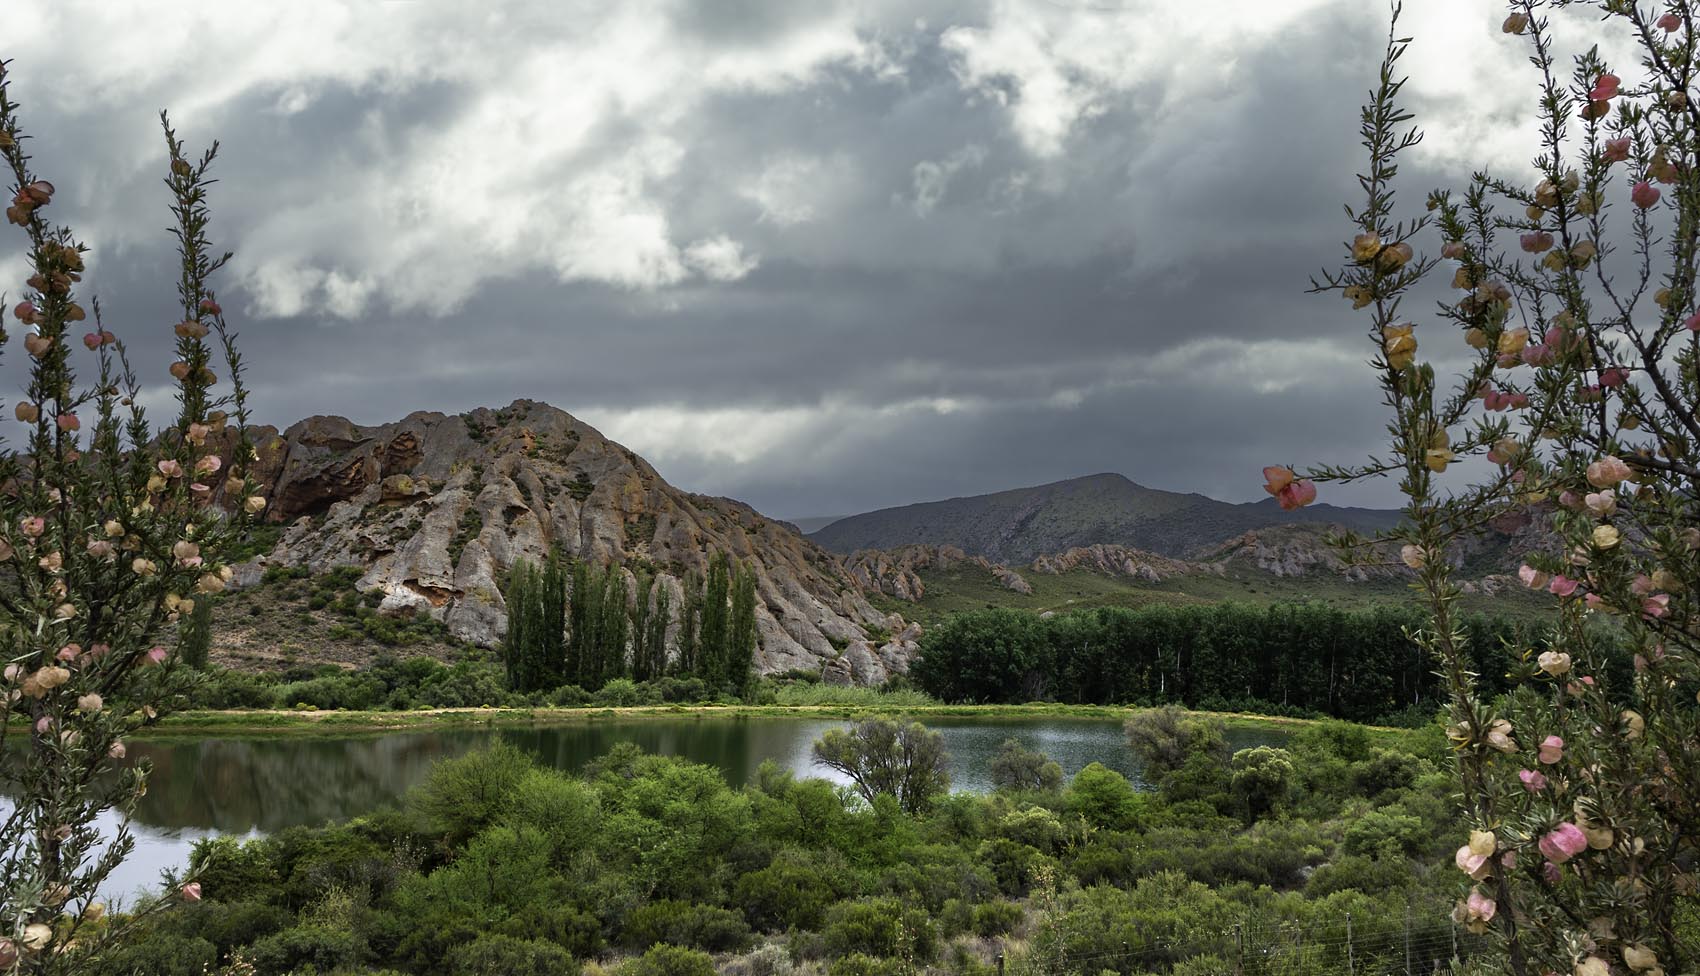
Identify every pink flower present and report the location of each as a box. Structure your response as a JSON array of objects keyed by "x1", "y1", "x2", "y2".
[
  {"x1": 145, "y1": 646, "x2": 168, "y2": 666},
  {"x1": 55, "y1": 413, "x2": 78, "y2": 432},
  {"x1": 181, "y1": 882, "x2": 202, "y2": 902},
  {"x1": 1277, "y1": 479, "x2": 1317, "y2": 511},
  {"x1": 1686, "y1": 310, "x2": 1700, "y2": 332},
  {"x1": 20, "y1": 517, "x2": 45, "y2": 538},
  {"x1": 1455, "y1": 845, "x2": 1490, "y2": 878},
  {"x1": 82, "y1": 332, "x2": 102, "y2": 351},
  {"x1": 1590, "y1": 73, "x2": 1621, "y2": 103},
  {"x1": 1549, "y1": 575, "x2": 1579, "y2": 597},
  {"x1": 1262, "y1": 465, "x2": 1294, "y2": 496},
  {"x1": 1659, "y1": 12, "x2": 1682, "y2": 31},
  {"x1": 1586, "y1": 455, "x2": 1634, "y2": 488},
  {"x1": 1543, "y1": 861, "x2": 1563, "y2": 885},
  {"x1": 1520, "y1": 769, "x2": 1548, "y2": 791},
  {"x1": 199, "y1": 298, "x2": 222, "y2": 316},
  {"x1": 1520, "y1": 343, "x2": 1553, "y2": 366},
  {"x1": 12, "y1": 300, "x2": 37, "y2": 323},
  {"x1": 56, "y1": 644, "x2": 80, "y2": 662},
  {"x1": 1603, "y1": 137, "x2": 1632, "y2": 162},
  {"x1": 194, "y1": 455, "x2": 222, "y2": 476},
  {"x1": 1643, "y1": 593, "x2": 1671, "y2": 618},
  {"x1": 1467, "y1": 893, "x2": 1495, "y2": 923},
  {"x1": 1519, "y1": 231, "x2": 1553, "y2": 253},
  {"x1": 1538, "y1": 735, "x2": 1565, "y2": 764},
  {"x1": 1539, "y1": 822, "x2": 1589, "y2": 864},
  {"x1": 1518, "y1": 564, "x2": 1549, "y2": 589},
  {"x1": 1600, "y1": 367, "x2": 1630, "y2": 387},
  {"x1": 33, "y1": 716, "x2": 52, "y2": 734},
  {"x1": 1632, "y1": 180, "x2": 1661, "y2": 209},
  {"x1": 158, "y1": 459, "x2": 183, "y2": 478}
]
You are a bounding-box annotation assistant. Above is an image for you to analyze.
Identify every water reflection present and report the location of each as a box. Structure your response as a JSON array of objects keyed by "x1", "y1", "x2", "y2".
[
  {"x1": 124, "y1": 716, "x2": 1286, "y2": 833},
  {"x1": 28, "y1": 716, "x2": 1286, "y2": 900}
]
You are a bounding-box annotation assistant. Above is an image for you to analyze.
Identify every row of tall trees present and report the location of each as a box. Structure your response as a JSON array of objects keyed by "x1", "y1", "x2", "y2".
[
  {"x1": 503, "y1": 551, "x2": 757, "y2": 695},
  {"x1": 910, "y1": 602, "x2": 1579, "y2": 723}
]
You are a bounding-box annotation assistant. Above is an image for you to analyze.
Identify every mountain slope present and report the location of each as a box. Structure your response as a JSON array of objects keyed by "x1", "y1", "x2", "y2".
[
  {"x1": 232, "y1": 400, "x2": 915, "y2": 683},
  {"x1": 809, "y1": 473, "x2": 1403, "y2": 563}
]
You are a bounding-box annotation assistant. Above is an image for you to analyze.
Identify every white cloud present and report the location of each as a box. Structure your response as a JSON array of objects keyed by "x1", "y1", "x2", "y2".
[
  {"x1": 8, "y1": 0, "x2": 889, "y2": 318},
  {"x1": 683, "y1": 236, "x2": 760, "y2": 282},
  {"x1": 942, "y1": 0, "x2": 1338, "y2": 158}
]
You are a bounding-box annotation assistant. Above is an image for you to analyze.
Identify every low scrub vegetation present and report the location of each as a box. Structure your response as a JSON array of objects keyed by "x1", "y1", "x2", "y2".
[{"x1": 84, "y1": 714, "x2": 1511, "y2": 976}]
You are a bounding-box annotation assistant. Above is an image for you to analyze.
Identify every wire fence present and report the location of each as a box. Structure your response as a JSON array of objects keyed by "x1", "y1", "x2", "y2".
[{"x1": 999, "y1": 907, "x2": 1495, "y2": 976}]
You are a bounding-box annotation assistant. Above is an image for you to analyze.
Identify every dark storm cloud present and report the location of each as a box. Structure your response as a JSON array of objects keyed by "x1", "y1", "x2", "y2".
[{"x1": 2, "y1": 0, "x2": 1546, "y2": 520}]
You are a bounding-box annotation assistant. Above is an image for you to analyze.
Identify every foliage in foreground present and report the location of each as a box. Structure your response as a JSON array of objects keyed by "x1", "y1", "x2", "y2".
[
  {"x1": 83, "y1": 717, "x2": 1529, "y2": 976},
  {"x1": 0, "y1": 61, "x2": 259, "y2": 971},
  {"x1": 1295, "y1": 4, "x2": 1700, "y2": 972}
]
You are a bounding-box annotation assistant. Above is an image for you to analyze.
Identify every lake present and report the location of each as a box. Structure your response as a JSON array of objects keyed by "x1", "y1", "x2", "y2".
[{"x1": 66, "y1": 715, "x2": 1288, "y2": 902}]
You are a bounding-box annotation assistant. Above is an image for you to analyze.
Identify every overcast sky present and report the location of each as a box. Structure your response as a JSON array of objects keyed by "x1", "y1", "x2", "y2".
[{"x1": 0, "y1": 1, "x2": 1627, "y2": 520}]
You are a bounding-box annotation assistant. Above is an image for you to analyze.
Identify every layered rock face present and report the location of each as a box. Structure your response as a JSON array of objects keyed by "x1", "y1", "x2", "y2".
[
  {"x1": 237, "y1": 400, "x2": 915, "y2": 684},
  {"x1": 845, "y1": 545, "x2": 1034, "y2": 600}
]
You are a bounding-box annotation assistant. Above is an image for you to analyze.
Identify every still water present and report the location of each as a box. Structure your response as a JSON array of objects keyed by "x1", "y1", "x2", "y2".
[{"x1": 89, "y1": 716, "x2": 1286, "y2": 901}]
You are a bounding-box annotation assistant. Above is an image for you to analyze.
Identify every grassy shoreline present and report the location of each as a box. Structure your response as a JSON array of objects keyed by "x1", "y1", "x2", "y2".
[{"x1": 133, "y1": 702, "x2": 1421, "y2": 742}]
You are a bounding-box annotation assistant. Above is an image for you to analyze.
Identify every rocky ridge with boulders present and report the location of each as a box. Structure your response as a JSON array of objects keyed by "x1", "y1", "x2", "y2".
[{"x1": 230, "y1": 400, "x2": 916, "y2": 684}]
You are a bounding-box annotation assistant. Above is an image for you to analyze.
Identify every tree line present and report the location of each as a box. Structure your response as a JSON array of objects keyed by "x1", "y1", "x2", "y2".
[
  {"x1": 503, "y1": 551, "x2": 758, "y2": 695},
  {"x1": 910, "y1": 602, "x2": 1563, "y2": 723}
]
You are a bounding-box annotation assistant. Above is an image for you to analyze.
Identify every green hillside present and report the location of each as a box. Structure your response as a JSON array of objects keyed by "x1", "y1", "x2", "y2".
[{"x1": 872, "y1": 564, "x2": 1547, "y2": 627}]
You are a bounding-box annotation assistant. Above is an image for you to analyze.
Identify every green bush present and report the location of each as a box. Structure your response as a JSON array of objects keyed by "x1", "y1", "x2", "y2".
[
  {"x1": 446, "y1": 935, "x2": 575, "y2": 976},
  {"x1": 594, "y1": 677, "x2": 661, "y2": 707},
  {"x1": 618, "y1": 944, "x2": 718, "y2": 976},
  {"x1": 247, "y1": 924, "x2": 365, "y2": 976},
  {"x1": 621, "y1": 899, "x2": 752, "y2": 952},
  {"x1": 821, "y1": 898, "x2": 936, "y2": 963}
]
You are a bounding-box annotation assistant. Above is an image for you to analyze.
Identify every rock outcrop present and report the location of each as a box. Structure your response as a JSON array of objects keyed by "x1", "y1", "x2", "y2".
[
  {"x1": 1028, "y1": 544, "x2": 1215, "y2": 582},
  {"x1": 845, "y1": 545, "x2": 1033, "y2": 600},
  {"x1": 238, "y1": 400, "x2": 917, "y2": 682}
]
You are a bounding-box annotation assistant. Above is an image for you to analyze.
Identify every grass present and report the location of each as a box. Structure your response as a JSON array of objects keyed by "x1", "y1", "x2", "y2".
[
  {"x1": 769, "y1": 683, "x2": 937, "y2": 708},
  {"x1": 876, "y1": 565, "x2": 1550, "y2": 627}
]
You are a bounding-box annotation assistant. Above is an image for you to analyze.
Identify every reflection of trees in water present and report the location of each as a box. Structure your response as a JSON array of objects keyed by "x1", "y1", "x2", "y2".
[
  {"x1": 131, "y1": 733, "x2": 486, "y2": 832},
  {"x1": 115, "y1": 719, "x2": 1289, "y2": 834}
]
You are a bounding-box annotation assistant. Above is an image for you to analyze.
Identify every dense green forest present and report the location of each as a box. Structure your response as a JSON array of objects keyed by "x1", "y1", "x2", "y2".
[
  {"x1": 909, "y1": 603, "x2": 1616, "y2": 724},
  {"x1": 92, "y1": 714, "x2": 1498, "y2": 976}
]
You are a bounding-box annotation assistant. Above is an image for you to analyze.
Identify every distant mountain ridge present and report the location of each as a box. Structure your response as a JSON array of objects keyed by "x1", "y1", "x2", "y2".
[{"x1": 808, "y1": 473, "x2": 1404, "y2": 563}]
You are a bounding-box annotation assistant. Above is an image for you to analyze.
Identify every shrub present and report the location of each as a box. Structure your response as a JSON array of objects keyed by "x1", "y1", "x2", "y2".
[
  {"x1": 1062, "y1": 763, "x2": 1146, "y2": 831},
  {"x1": 446, "y1": 935, "x2": 575, "y2": 976},
  {"x1": 246, "y1": 924, "x2": 366, "y2": 975},
  {"x1": 618, "y1": 944, "x2": 718, "y2": 976},
  {"x1": 811, "y1": 718, "x2": 949, "y2": 815},
  {"x1": 621, "y1": 900, "x2": 752, "y2": 953},
  {"x1": 821, "y1": 897, "x2": 935, "y2": 963},
  {"x1": 410, "y1": 743, "x2": 533, "y2": 842},
  {"x1": 594, "y1": 677, "x2": 660, "y2": 707},
  {"x1": 989, "y1": 738, "x2": 1063, "y2": 793}
]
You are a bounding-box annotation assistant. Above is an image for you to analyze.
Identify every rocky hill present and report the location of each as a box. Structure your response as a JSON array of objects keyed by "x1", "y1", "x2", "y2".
[
  {"x1": 808, "y1": 473, "x2": 1405, "y2": 563},
  {"x1": 230, "y1": 400, "x2": 915, "y2": 684}
]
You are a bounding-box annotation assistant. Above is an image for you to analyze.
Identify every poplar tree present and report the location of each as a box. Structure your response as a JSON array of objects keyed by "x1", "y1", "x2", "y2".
[
  {"x1": 726, "y1": 561, "x2": 758, "y2": 695},
  {"x1": 698, "y1": 553, "x2": 730, "y2": 688},
  {"x1": 630, "y1": 569, "x2": 654, "y2": 682}
]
